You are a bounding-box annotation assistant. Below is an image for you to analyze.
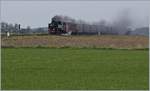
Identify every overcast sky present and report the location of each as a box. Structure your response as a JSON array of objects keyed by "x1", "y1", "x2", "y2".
[{"x1": 1, "y1": 1, "x2": 150, "y2": 28}]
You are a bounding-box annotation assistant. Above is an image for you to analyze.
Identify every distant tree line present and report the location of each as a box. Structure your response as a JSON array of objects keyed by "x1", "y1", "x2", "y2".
[
  {"x1": 1, "y1": 22, "x2": 31, "y2": 34},
  {"x1": 1, "y1": 22, "x2": 20, "y2": 33},
  {"x1": 1, "y1": 22, "x2": 48, "y2": 35}
]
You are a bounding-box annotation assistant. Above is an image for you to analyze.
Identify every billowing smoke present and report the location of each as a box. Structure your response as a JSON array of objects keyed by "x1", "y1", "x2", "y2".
[
  {"x1": 112, "y1": 9, "x2": 132, "y2": 35},
  {"x1": 52, "y1": 15, "x2": 76, "y2": 23}
]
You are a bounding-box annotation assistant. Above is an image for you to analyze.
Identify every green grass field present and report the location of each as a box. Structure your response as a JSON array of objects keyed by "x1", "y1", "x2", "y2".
[{"x1": 1, "y1": 48, "x2": 149, "y2": 90}]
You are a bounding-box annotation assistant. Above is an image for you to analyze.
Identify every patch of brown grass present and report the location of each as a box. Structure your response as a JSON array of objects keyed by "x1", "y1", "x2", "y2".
[{"x1": 1, "y1": 35, "x2": 149, "y2": 49}]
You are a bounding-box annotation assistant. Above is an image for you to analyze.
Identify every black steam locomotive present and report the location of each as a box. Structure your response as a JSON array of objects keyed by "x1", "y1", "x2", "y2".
[{"x1": 48, "y1": 15, "x2": 77, "y2": 35}]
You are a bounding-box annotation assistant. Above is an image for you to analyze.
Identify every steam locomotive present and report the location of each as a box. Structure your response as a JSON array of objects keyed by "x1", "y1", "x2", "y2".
[{"x1": 48, "y1": 16, "x2": 78, "y2": 35}]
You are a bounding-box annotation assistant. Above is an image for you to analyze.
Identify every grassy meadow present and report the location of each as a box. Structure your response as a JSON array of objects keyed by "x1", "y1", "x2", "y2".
[{"x1": 1, "y1": 48, "x2": 149, "y2": 90}]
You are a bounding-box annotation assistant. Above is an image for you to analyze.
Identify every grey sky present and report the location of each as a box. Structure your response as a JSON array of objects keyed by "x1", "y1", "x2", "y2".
[{"x1": 1, "y1": 1, "x2": 150, "y2": 28}]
